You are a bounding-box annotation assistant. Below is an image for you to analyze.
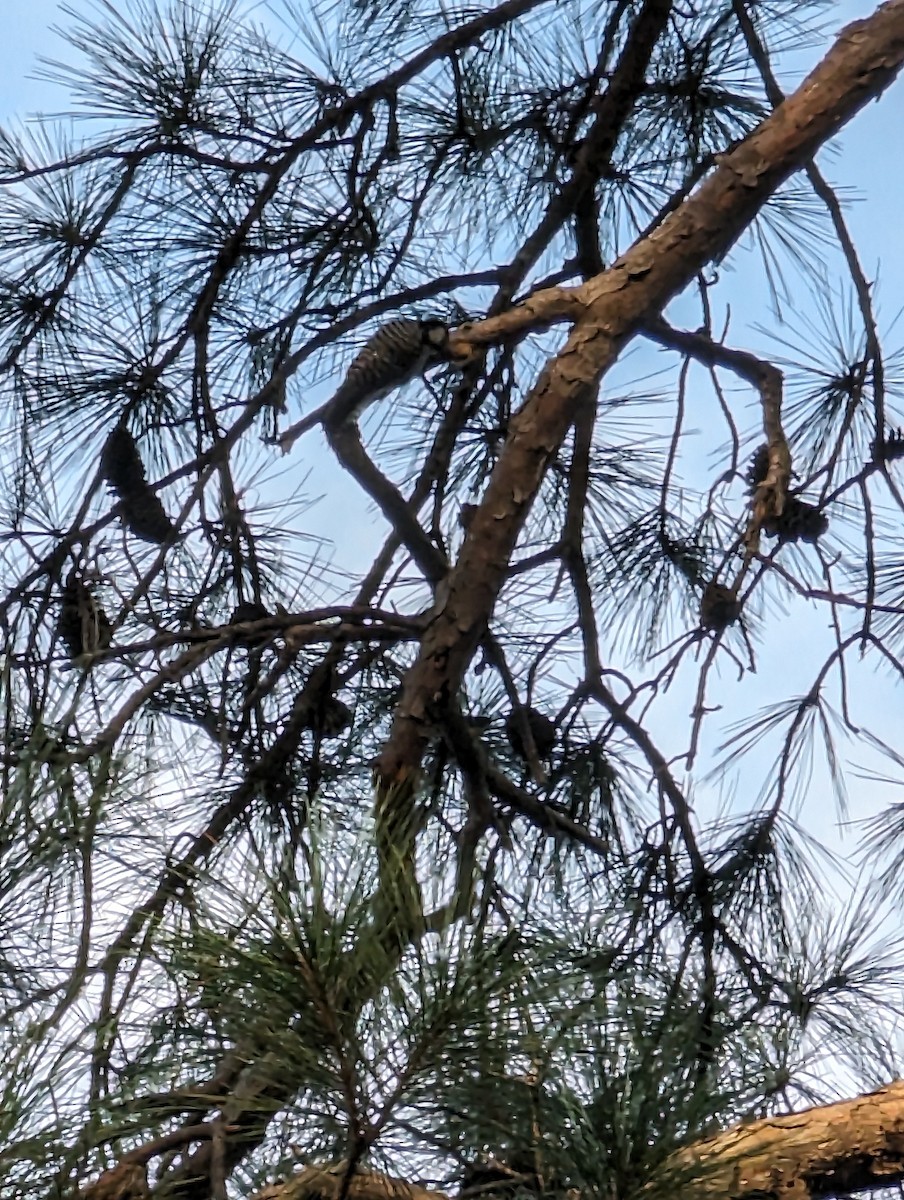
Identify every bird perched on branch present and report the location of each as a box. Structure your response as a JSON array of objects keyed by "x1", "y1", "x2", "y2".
[{"x1": 276, "y1": 316, "x2": 455, "y2": 452}]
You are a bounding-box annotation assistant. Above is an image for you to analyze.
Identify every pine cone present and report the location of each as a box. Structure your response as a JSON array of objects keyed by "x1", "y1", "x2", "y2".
[
  {"x1": 100, "y1": 425, "x2": 144, "y2": 494},
  {"x1": 505, "y1": 706, "x2": 556, "y2": 761},
  {"x1": 230, "y1": 601, "x2": 270, "y2": 623},
  {"x1": 304, "y1": 695, "x2": 353, "y2": 738},
  {"x1": 700, "y1": 581, "x2": 741, "y2": 631},
  {"x1": 746, "y1": 442, "x2": 827, "y2": 543},
  {"x1": 119, "y1": 493, "x2": 175, "y2": 544},
  {"x1": 762, "y1": 496, "x2": 828, "y2": 544},
  {"x1": 101, "y1": 425, "x2": 175, "y2": 544},
  {"x1": 321, "y1": 696, "x2": 353, "y2": 736},
  {"x1": 58, "y1": 572, "x2": 113, "y2": 660},
  {"x1": 229, "y1": 601, "x2": 272, "y2": 647}
]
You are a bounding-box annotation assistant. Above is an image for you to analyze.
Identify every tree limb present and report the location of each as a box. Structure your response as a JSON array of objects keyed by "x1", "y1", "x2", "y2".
[
  {"x1": 237, "y1": 1082, "x2": 904, "y2": 1200},
  {"x1": 376, "y1": 0, "x2": 904, "y2": 795}
]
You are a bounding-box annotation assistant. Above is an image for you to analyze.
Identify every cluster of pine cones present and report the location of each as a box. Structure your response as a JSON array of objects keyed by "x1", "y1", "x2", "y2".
[
  {"x1": 696, "y1": 443, "x2": 831, "y2": 634},
  {"x1": 745, "y1": 444, "x2": 827, "y2": 544}
]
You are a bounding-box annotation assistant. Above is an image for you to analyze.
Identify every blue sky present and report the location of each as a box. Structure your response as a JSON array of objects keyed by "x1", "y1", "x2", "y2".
[{"x1": 0, "y1": 2, "x2": 66, "y2": 117}]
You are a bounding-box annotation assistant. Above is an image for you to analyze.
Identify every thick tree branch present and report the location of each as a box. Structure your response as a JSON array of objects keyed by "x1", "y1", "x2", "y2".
[
  {"x1": 326, "y1": 424, "x2": 448, "y2": 584},
  {"x1": 377, "y1": 0, "x2": 904, "y2": 792},
  {"x1": 493, "y1": 0, "x2": 673, "y2": 308},
  {"x1": 650, "y1": 1078, "x2": 904, "y2": 1199},
  {"x1": 231, "y1": 1082, "x2": 904, "y2": 1200}
]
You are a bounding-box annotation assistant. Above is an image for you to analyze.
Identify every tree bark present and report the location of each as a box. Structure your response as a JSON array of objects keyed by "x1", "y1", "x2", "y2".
[
  {"x1": 648, "y1": 1078, "x2": 904, "y2": 1199},
  {"x1": 72, "y1": 4, "x2": 904, "y2": 1197},
  {"x1": 242, "y1": 1081, "x2": 904, "y2": 1200}
]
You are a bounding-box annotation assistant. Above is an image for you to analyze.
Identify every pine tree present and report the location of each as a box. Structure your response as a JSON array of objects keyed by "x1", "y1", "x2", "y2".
[{"x1": 3, "y1": 2, "x2": 904, "y2": 1198}]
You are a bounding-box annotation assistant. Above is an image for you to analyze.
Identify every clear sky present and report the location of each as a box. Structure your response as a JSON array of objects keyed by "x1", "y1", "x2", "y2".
[{"x1": 0, "y1": 2, "x2": 67, "y2": 118}]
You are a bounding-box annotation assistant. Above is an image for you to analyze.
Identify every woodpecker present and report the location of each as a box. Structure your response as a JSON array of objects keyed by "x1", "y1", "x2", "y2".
[{"x1": 276, "y1": 317, "x2": 452, "y2": 452}]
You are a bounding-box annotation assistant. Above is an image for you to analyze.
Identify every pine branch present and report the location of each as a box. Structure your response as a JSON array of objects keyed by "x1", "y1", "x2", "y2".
[{"x1": 376, "y1": 0, "x2": 904, "y2": 795}]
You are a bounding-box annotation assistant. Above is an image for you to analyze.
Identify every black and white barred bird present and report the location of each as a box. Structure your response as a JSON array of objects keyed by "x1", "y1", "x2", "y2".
[{"x1": 276, "y1": 316, "x2": 453, "y2": 452}]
